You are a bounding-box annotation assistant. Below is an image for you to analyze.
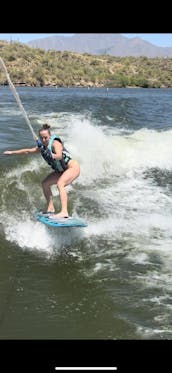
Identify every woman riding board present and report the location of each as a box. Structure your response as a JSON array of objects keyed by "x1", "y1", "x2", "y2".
[{"x1": 3, "y1": 124, "x2": 80, "y2": 218}]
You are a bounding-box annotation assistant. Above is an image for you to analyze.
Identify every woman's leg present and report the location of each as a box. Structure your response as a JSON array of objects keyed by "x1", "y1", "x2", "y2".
[
  {"x1": 42, "y1": 171, "x2": 61, "y2": 212},
  {"x1": 55, "y1": 160, "x2": 80, "y2": 218}
]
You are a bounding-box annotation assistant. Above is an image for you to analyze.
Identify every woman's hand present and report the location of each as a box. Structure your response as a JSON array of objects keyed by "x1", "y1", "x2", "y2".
[
  {"x1": 51, "y1": 152, "x2": 57, "y2": 159},
  {"x1": 3, "y1": 150, "x2": 13, "y2": 155}
]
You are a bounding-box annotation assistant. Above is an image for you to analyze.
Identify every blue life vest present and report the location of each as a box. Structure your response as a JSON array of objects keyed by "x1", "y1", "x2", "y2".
[{"x1": 40, "y1": 135, "x2": 71, "y2": 172}]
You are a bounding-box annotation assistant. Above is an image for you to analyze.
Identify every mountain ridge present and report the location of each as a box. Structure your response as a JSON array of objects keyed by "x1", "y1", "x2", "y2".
[{"x1": 27, "y1": 34, "x2": 172, "y2": 57}]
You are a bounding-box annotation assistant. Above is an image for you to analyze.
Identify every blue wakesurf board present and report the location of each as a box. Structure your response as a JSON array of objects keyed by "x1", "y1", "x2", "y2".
[{"x1": 34, "y1": 211, "x2": 87, "y2": 227}]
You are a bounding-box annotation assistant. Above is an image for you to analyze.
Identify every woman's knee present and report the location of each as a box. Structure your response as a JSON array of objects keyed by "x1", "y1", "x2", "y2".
[
  {"x1": 56, "y1": 179, "x2": 64, "y2": 189},
  {"x1": 42, "y1": 178, "x2": 50, "y2": 189}
]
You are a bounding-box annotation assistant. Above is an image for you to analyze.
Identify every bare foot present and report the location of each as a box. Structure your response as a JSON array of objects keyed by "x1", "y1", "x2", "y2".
[
  {"x1": 46, "y1": 206, "x2": 55, "y2": 213},
  {"x1": 52, "y1": 212, "x2": 69, "y2": 219}
]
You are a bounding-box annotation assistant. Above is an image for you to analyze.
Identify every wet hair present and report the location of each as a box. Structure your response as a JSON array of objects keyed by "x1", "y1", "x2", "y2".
[{"x1": 39, "y1": 123, "x2": 51, "y2": 135}]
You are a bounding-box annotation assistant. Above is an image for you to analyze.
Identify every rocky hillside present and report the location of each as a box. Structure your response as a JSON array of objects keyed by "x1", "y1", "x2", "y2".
[{"x1": 0, "y1": 40, "x2": 172, "y2": 88}]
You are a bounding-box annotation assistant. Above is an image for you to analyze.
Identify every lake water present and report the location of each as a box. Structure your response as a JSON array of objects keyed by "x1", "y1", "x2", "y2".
[{"x1": 1, "y1": 86, "x2": 172, "y2": 340}]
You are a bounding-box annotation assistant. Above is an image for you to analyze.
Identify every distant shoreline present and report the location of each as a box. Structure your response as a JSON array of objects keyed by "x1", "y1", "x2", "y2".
[{"x1": 1, "y1": 84, "x2": 170, "y2": 89}]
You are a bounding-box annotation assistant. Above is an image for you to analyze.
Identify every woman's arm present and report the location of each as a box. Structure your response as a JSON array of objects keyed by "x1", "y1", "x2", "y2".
[
  {"x1": 3, "y1": 147, "x2": 39, "y2": 155},
  {"x1": 51, "y1": 140, "x2": 63, "y2": 160}
]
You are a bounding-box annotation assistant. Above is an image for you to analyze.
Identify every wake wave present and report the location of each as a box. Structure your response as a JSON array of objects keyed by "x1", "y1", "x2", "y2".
[{"x1": 1, "y1": 111, "x2": 172, "y2": 260}]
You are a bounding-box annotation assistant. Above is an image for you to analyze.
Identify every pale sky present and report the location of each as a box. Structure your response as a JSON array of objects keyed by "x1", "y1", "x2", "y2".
[{"x1": 0, "y1": 33, "x2": 172, "y2": 47}]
